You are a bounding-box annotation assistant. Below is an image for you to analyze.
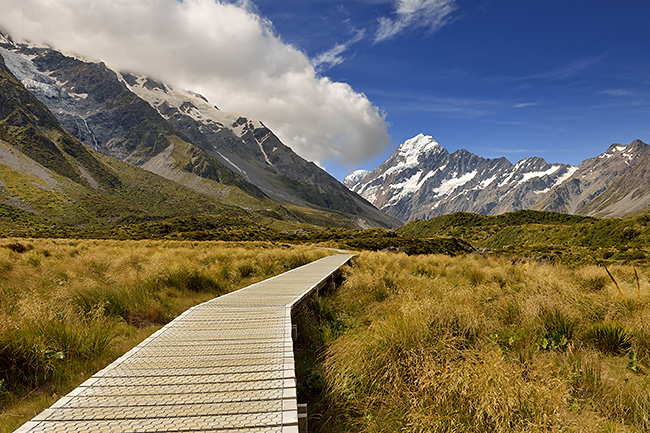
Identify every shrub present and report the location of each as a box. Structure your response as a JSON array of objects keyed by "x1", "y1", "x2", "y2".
[
  {"x1": 236, "y1": 259, "x2": 258, "y2": 278},
  {"x1": 580, "y1": 275, "x2": 609, "y2": 292}
]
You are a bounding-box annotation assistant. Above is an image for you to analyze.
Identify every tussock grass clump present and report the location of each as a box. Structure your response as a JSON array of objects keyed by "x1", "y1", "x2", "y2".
[
  {"x1": 309, "y1": 251, "x2": 650, "y2": 433},
  {"x1": 539, "y1": 306, "x2": 578, "y2": 350},
  {"x1": 0, "y1": 238, "x2": 329, "y2": 431},
  {"x1": 2, "y1": 241, "x2": 31, "y2": 253},
  {"x1": 586, "y1": 322, "x2": 632, "y2": 355}
]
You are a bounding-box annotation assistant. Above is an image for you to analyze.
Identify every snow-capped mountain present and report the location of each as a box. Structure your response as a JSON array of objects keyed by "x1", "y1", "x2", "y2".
[
  {"x1": 346, "y1": 134, "x2": 650, "y2": 222},
  {"x1": 0, "y1": 35, "x2": 399, "y2": 229}
]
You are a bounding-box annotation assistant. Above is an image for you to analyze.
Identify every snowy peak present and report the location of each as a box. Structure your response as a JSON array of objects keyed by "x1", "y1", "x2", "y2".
[
  {"x1": 382, "y1": 133, "x2": 442, "y2": 176},
  {"x1": 397, "y1": 133, "x2": 441, "y2": 158},
  {"x1": 347, "y1": 134, "x2": 589, "y2": 222},
  {"x1": 598, "y1": 141, "x2": 645, "y2": 163},
  {"x1": 343, "y1": 169, "x2": 370, "y2": 188}
]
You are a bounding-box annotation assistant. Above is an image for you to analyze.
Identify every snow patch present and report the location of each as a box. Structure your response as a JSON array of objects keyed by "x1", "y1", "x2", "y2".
[
  {"x1": 433, "y1": 171, "x2": 477, "y2": 197},
  {"x1": 552, "y1": 166, "x2": 578, "y2": 188},
  {"x1": 497, "y1": 171, "x2": 516, "y2": 187},
  {"x1": 516, "y1": 165, "x2": 561, "y2": 186},
  {"x1": 216, "y1": 152, "x2": 246, "y2": 177},
  {"x1": 0, "y1": 47, "x2": 62, "y2": 98},
  {"x1": 387, "y1": 169, "x2": 437, "y2": 204},
  {"x1": 124, "y1": 72, "x2": 263, "y2": 136},
  {"x1": 600, "y1": 145, "x2": 628, "y2": 159},
  {"x1": 480, "y1": 175, "x2": 497, "y2": 188},
  {"x1": 360, "y1": 184, "x2": 380, "y2": 205}
]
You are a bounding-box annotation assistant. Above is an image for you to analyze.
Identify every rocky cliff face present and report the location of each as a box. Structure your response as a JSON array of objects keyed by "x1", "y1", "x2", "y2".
[
  {"x1": 570, "y1": 142, "x2": 650, "y2": 217},
  {"x1": 346, "y1": 134, "x2": 650, "y2": 222}
]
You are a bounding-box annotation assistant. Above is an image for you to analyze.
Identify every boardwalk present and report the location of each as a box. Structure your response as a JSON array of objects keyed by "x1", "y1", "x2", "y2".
[{"x1": 15, "y1": 254, "x2": 354, "y2": 433}]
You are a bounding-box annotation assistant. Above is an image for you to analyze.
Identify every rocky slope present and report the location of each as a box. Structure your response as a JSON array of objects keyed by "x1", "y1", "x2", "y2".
[
  {"x1": 533, "y1": 140, "x2": 650, "y2": 215},
  {"x1": 576, "y1": 147, "x2": 650, "y2": 217},
  {"x1": 0, "y1": 50, "x2": 248, "y2": 228},
  {"x1": 346, "y1": 134, "x2": 650, "y2": 222},
  {"x1": 0, "y1": 35, "x2": 399, "y2": 229},
  {"x1": 122, "y1": 73, "x2": 399, "y2": 228}
]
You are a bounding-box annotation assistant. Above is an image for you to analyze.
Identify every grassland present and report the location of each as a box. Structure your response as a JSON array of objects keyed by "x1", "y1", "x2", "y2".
[
  {"x1": 297, "y1": 251, "x2": 650, "y2": 433},
  {"x1": 2, "y1": 210, "x2": 650, "y2": 433},
  {"x1": 0, "y1": 239, "x2": 330, "y2": 432},
  {"x1": 398, "y1": 210, "x2": 650, "y2": 265}
]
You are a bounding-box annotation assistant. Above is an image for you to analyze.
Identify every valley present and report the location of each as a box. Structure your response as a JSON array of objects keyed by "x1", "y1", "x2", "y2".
[{"x1": 1, "y1": 21, "x2": 650, "y2": 433}]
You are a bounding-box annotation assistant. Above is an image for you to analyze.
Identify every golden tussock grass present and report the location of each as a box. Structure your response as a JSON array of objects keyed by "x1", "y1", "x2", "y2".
[
  {"x1": 0, "y1": 238, "x2": 329, "y2": 432},
  {"x1": 313, "y1": 252, "x2": 650, "y2": 433}
]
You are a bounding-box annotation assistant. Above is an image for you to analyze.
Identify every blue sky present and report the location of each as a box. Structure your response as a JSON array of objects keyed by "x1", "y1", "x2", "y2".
[{"x1": 251, "y1": 0, "x2": 650, "y2": 179}]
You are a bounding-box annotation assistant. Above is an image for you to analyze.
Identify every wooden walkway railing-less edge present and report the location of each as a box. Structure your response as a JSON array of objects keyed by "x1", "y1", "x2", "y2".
[{"x1": 15, "y1": 254, "x2": 355, "y2": 433}]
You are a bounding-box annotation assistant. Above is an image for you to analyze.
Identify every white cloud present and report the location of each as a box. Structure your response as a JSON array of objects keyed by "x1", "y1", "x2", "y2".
[
  {"x1": 0, "y1": 0, "x2": 389, "y2": 166},
  {"x1": 376, "y1": 0, "x2": 457, "y2": 42},
  {"x1": 312, "y1": 29, "x2": 365, "y2": 72},
  {"x1": 513, "y1": 102, "x2": 539, "y2": 108}
]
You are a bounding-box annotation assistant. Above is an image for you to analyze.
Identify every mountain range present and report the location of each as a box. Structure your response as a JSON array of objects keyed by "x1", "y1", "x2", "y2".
[
  {"x1": 1, "y1": 31, "x2": 648, "y2": 234},
  {"x1": 345, "y1": 133, "x2": 650, "y2": 222},
  {"x1": 0, "y1": 34, "x2": 399, "y2": 233}
]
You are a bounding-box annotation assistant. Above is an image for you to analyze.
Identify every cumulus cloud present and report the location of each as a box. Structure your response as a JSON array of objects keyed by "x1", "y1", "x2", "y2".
[
  {"x1": 376, "y1": 0, "x2": 457, "y2": 42},
  {"x1": 0, "y1": 0, "x2": 388, "y2": 166}
]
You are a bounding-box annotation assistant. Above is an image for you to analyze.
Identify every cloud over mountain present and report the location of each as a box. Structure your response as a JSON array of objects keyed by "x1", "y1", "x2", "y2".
[{"x1": 0, "y1": 0, "x2": 388, "y2": 166}]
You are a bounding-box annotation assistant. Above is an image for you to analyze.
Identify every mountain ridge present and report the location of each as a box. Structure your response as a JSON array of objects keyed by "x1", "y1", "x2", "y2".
[
  {"x1": 0, "y1": 34, "x2": 400, "y2": 229},
  {"x1": 346, "y1": 134, "x2": 650, "y2": 222}
]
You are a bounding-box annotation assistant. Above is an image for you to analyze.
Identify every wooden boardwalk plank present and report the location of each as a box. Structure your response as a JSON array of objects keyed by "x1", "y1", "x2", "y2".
[{"x1": 14, "y1": 254, "x2": 354, "y2": 433}]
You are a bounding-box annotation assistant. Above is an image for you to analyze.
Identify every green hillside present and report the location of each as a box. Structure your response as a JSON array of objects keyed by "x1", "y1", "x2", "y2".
[{"x1": 398, "y1": 210, "x2": 650, "y2": 264}]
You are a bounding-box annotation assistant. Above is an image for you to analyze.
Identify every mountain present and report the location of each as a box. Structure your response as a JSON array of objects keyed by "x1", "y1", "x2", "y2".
[
  {"x1": 346, "y1": 134, "x2": 577, "y2": 222},
  {"x1": 0, "y1": 35, "x2": 399, "y2": 229},
  {"x1": 343, "y1": 169, "x2": 370, "y2": 188},
  {"x1": 533, "y1": 140, "x2": 650, "y2": 216},
  {"x1": 120, "y1": 73, "x2": 398, "y2": 228},
  {"x1": 0, "y1": 47, "x2": 254, "y2": 231},
  {"x1": 576, "y1": 147, "x2": 650, "y2": 217},
  {"x1": 346, "y1": 134, "x2": 650, "y2": 222}
]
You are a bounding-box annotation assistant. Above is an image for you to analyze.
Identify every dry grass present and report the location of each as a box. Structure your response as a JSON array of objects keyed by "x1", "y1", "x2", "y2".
[
  {"x1": 0, "y1": 238, "x2": 329, "y2": 432},
  {"x1": 315, "y1": 252, "x2": 650, "y2": 433}
]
